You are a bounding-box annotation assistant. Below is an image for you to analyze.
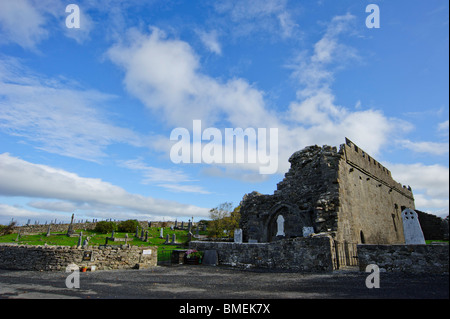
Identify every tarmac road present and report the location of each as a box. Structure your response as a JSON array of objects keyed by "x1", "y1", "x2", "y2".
[{"x1": 0, "y1": 265, "x2": 448, "y2": 300}]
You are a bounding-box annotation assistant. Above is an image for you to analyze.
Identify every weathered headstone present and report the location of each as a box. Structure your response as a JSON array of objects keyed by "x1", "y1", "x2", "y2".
[
  {"x1": 46, "y1": 224, "x2": 51, "y2": 237},
  {"x1": 401, "y1": 208, "x2": 426, "y2": 244},
  {"x1": 234, "y1": 228, "x2": 243, "y2": 243},
  {"x1": 302, "y1": 226, "x2": 314, "y2": 237},
  {"x1": 144, "y1": 231, "x2": 148, "y2": 242},
  {"x1": 171, "y1": 234, "x2": 176, "y2": 244},
  {"x1": 77, "y1": 233, "x2": 82, "y2": 247},
  {"x1": 160, "y1": 227, "x2": 164, "y2": 239},
  {"x1": 164, "y1": 234, "x2": 170, "y2": 244},
  {"x1": 135, "y1": 226, "x2": 139, "y2": 237},
  {"x1": 276, "y1": 215, "x2": 285, "y2": 236},
  {"x1": 202, "y1": 250, "x2": 218, "y2": 266},
  {"x1": 66, "y1": 213, "x2": 75, "y2": 236}
]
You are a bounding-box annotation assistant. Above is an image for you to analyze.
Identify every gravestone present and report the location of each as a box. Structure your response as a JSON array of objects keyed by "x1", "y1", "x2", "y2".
[
  {"x1": 77, "y1": 233, "x2": 82, "y2": 247},
  {"x1": 401, "y1": 208, "x2": 426, "y2": 244},
  {"x1": 135, "y1": 226, "x2": 139, "y2": 237},
  {"x1": 160, "y1": 228, "x2": 164, "y2": 239},
  {"x1": 234, "y1": 228, "x2": 243, "y2": 243},
  {"x1": 276, "y1": 215, "x2": 285, "y2": 236},
  {"x1": 46, "y1": 224, "x2": 51, "y2": 237},
  {"x1": 164, "y1": 234, "x2": 170, "y2": 244},
  {"x1": 66, "y1": 213, "x2": 75, "y2": 236},
  {"x1": 202, "y1": 250, "x2": 218, "y2": 266},
  {"x1": 302, "y1": 227, "x2": 314, "y2": 237},
  {"x1": 171, "y1": 234, "x2": 176, "y2": 244}
]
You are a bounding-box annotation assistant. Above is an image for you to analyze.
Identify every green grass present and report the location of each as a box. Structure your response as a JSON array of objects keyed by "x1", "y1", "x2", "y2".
[{"x1": 425, "y1": 239, "x2": 449, "y2": 244}]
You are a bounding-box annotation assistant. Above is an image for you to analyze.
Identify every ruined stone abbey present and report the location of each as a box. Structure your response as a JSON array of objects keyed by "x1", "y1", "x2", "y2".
[{"x1": 240, "y1": 138, "x2": 415, "y2": 245}]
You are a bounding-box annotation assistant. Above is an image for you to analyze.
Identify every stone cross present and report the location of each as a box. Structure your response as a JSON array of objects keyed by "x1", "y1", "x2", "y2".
[{"x1": 401, "y1": 208, "x2": 426, "y2": 244}]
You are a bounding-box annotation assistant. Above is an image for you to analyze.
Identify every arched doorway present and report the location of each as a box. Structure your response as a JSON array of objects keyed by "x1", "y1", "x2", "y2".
[{"x1": 265, "y1": 203, "x2": 314, "y2": 242}]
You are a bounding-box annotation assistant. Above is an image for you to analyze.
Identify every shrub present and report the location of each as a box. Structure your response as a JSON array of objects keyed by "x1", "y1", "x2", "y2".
[
  {"x1": 118, "y1": 219, "x2": 140, "y2": 233},
  {"x1": 94, "y1": 221, "x2": 117, "y2": 234},
  {"x1": 0, "y1": 221, "x2": 17, "y2": 236}
]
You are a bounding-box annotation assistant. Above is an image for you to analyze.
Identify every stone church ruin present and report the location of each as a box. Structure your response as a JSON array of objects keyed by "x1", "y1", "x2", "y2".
[{"x1": 239, "y1": 138, "x2": 415, "y2": 245}]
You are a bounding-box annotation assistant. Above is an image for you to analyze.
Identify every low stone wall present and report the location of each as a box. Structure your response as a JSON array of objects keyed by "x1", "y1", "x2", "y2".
[
  {"x1": 11, "y1": 221, "x2": 150, "y2": 235},
  {"x1": 0, "y1": 244, "x2": 157, "y2": 271},
  {"x1": 189, "y1": 237, "x2": 333, "y2": 272},
  {"x1": 357, "y1": 244, "x2": 449, "y2": 273}
]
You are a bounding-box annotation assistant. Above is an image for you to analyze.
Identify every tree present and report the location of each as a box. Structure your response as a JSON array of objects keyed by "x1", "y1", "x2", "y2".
[{"x1": 208, "y1": 202, "x2": 240, "y2": 238}]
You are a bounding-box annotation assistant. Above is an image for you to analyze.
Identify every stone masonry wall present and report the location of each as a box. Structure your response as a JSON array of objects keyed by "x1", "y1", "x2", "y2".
[
  {"x1": 357, "y1": 244, "x2": 449, "y2": 273},
  {"x1": 189, "y1": 236, "x2": 334, "y2": 272},
  {"x1": 0, "y1": 244, "x2": 157, "y2": 271},
  {"x1": 336, "y1": 139, "x2": 415, "y2": 244}
]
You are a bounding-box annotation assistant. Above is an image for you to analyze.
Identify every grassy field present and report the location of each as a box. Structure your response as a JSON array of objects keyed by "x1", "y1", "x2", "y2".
[{"x1": 0, "y1": 226, "x2": 205, "y2": 261}]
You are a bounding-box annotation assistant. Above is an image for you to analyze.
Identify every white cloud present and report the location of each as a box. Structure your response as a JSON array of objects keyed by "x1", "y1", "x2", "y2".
[
  {"x1": 119, "y1": 158, "x2": 211, "y2": 194},
  {"x1": 213, "y1": 0, "x2": 299, "y2": 38},
  {"x1": 396, "y1": 139, "x2": 449, "y2": 155},
  {"x1": 0, "y1": 56, "x2": 143, "y2": 162},
  {"x1": 438, "y1": 120, "x2": 449, "y2": 132},
  {"x1": 197, "y1": 29, "x2": 222, "y2": 55},
  {"x1": 0, "y1": 153, "x2": 210, "y2": 222},
  {"x1": 107, "y1": 27, "x2": 278, "y2": 129},
  {"x1": 386, "y1": 162, "x2": 449, "y2": 217},
  {"x1": 0, "y1": 0, "x2": 49, "y2": 49}
]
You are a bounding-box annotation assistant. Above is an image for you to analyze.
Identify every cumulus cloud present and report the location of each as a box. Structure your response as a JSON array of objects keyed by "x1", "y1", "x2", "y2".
[
  {"x1": 107, "y1": 27, "x2": 279, "y2": 130},
  {"x1": 386, "y1": 162, "x2": 449, "y2": 217},
  {"x1": 0, "y1": 153, "x2": 210, "y2": 223}
]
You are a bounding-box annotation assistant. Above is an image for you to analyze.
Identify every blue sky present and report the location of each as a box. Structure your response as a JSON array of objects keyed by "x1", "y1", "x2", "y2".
[{"x1": 0, "y1": 0, "x2": 448, "y2": 225}]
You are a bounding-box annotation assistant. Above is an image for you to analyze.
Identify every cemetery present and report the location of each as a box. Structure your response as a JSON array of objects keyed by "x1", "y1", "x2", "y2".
[{"x1": 0, "y1": 217, "x2": 205, "y2": 271}]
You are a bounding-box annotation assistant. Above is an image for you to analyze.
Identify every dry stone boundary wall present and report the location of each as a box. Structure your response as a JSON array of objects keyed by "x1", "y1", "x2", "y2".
[{"x1": 0, "y1": 244, "x2": 157, "y2": 271}]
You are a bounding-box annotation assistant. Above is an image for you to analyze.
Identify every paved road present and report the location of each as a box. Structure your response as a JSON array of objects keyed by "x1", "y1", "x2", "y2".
[{"x1": 0, "y1": 265, "x2": 448, "y2": 300}]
